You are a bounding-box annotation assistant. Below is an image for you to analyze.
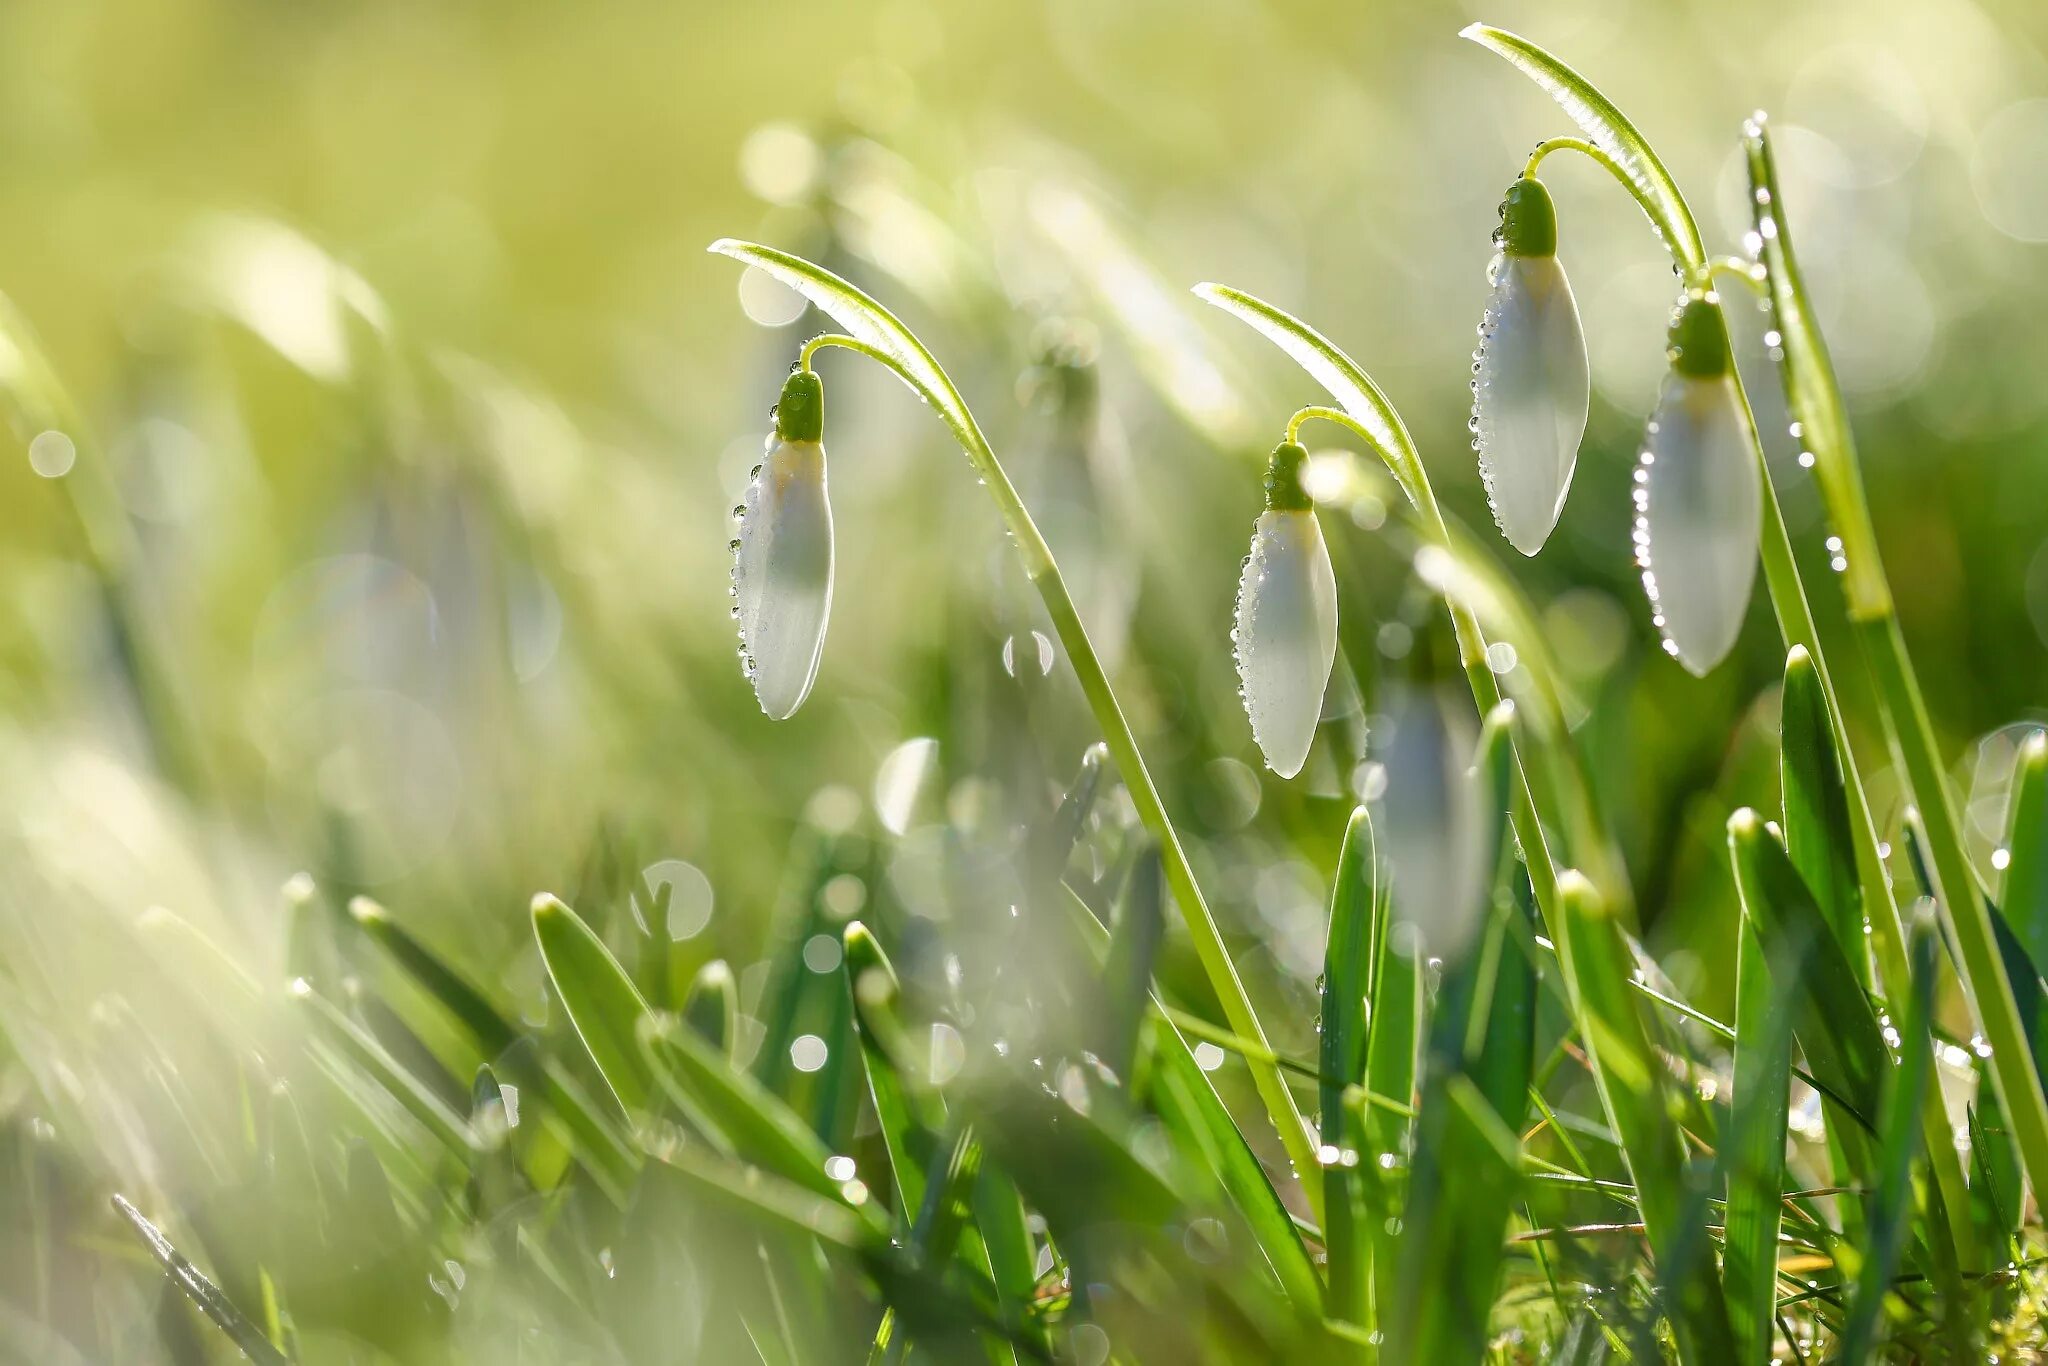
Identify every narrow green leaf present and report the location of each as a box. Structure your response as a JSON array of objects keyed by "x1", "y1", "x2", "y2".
[
  {"x1": 110, "y1": 1195, "x2": 290, "y2": 1366},
  {"x1": 1100, "y1": 846, "x2": 1164, "y2": 1083},
  {"x1": 350, "y1": 897, "x2": 634, "y2": 1195},
  {"x1": 1361, "y1": 884, "x2": 1418, "y2": 1323},
  {"x1": 2000, "y1": 731, "x2": 2048, "y2": 981},
  {"x1": 683, "y1": 959, "x2": 740, "y2": 1060},
  {"x1": 844, "y1": 920, "x2": 943, "y2": 1219},
  {"x1": 531, "y1": 892, "x2": 658, "y2": 1119},
  {"x1": 1780, "y1": 645, "x2": 1862, "y2": 973},
  {"x1": 1459, "y1": 23, "x2": 1705, "y2": 269},
  {"x1": 1841, "y1": 913, "x2": 1939, "y2": 1361},
  {"x1": 1727, "y1": 811, "x2": 1884, "y2": 1160},
  {"x1": 1386, "y1": 1077, "x2": 1521, "y2": 1365},
  {"x1": 1723, "y1": 921, "x2": 1790, "y2": 1366},
  {"x1": 291, "y1": 979, "x2": 478, "y2": 1159},
  {"x1": 1319, "y1": 805, "x2": 1376, "y2": 1328},
  {"x1": 1388, "y1": 704, "x2": 1529, "y2": 1364},
  {"x1": 1551, "y1": 871, "x2": 1734, "y2": 1364}
]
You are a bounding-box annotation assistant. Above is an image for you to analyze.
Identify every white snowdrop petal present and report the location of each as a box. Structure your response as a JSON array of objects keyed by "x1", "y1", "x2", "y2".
[
  {"x1": 1638, "y1": 374, "x2": 1761, "y2": 675},
  {"x1": 1379, "y1": 687, "x2": 1484, "y2": 960},
  {"x1": 1233, "y1": 510, "x2": 1338, "y2": 778},
  {"x1": 734, "y1": 439, "x2": 834, "y2": 718},
  {"x1": 1473, "y1": 253, "x2": 1589, "y2": 556}
]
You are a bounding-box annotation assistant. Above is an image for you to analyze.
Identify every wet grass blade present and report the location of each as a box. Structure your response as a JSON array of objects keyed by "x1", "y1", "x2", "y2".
[
  {"x1": 1724, "y1": 920, "x2": 1791, "y2": 1365},
  {"x1": 1727, "y1": 812, "x2": 1882, "y2": 1168},
  {"x1": 843, "y1": 921, "x2": 942, "y2": 1218},
  {"x1": 350, "y1": 897, "x2": 634, "y2": 1196},
  {"x1": 290, "y1": 979, "x2": 478, "y2": 1159},
  {"x1": 1780, "y1": 646, "x2": 1862, "y2": 973},
  {"x1": 1840, "y1": 913, "x2": 1939, "y2": 1361},
  {"x1": 1361, "y1": 879, "x2": 1418, "y2": 1323},
  {"x1": 1101, "y1": 846, "x2": 1164, "y2": 1083},
  {"x1": 2000, "y1": 732, "x2": 2048, "y2": 980},
  {"x1": 531, "y1": 892, "x2": 658, "y2": 1119},
  {"x1": 110, "y1": 1195, "x2": 290, "y2": 1366},
  {"x1": 1551, "y1": 871, "x2": 1734, "y2": 1363},
  {"x1": 1319, "y1": 805, "x2": 1376, "y2": 1329},
  {"x1": 1387, "y1": 1076, "x2": 1521, "y2": 1364}
]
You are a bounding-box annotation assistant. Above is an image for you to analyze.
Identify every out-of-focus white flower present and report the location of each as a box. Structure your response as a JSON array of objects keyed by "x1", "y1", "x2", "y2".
[
  {"x1": 733, "y1": 370, "x2": 834, "y2": 718},
  {"x1": 1636, "y1": 297, "x2": 1761, "y2": 675},
  {"x1": 1472, "y1": 177, "x2": 1589, "y2": 557},
  {"x1": 1233, "y1": 441, "x2": 1338, "y2": 779}
]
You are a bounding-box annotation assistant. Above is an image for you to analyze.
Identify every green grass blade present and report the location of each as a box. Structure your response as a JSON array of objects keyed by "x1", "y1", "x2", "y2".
[
  {"x1": 1387, "y1": 1076, "x2": 1521, "y2": 1365},
  {"x1": 1361, "y1": 880, "x2": 1418, "y2": 1324},
  {"x1": 350, "y1": 897, "x2": 634, "y2": 1195},
  {"x1": 639, "y1": 1013, "x2": 852, "y2": 1210},
  {"x1": 2000, "y1": 732, "x2": 2048, "y2": 981},
  {"x1": 1551, "y1": 871, "x2": 1734, "y2": 1364},
  {"x1": 1458, "y1": 23, "x2": 1705, "y2": 269},
  {"x1": 1059, "y1": 884, "x2": 1321, "y2": 1314},
  {"x1": 683, "y1": 959, "x2": 740, "y2": 1060},
  {"x1": 110, "y1": 1195, "x2": 290, "y2": 1366},
  {"x1": 531, "y1": 892, "x2": 658, "y2": 1119},
  {"x1": 1840, "y1": 913, "x2": 1939, "y2": 1362},
  {"x1": 1724, "y1": 921, "x2": 1790, "y2": 1366},
  {"x1": 1101, "y1": 846, "x2": 1164, "y2": 1083},
  {"x1": 1780, "y1": 646, "x2": 1863, "y2": 973},
  {"x1": 1319, "y1": 805, "x2": 1376, "y2": 1328},
  {"x1": 844, "y1": 921, "x2": 942, "y2": 1219},
  {"x1": 1726, "y1": 812, "x2": 1883, "y2": 1167},
  {"x1": 291, "y1": 979, "x2": 478, "y2": 1159}
]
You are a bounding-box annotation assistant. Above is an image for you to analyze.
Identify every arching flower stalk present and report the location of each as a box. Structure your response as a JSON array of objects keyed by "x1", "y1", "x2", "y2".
[
  {"x1": 1635, "y1": 294, "x2": 1760, "y2": 675},
  {"x1": 1232, "y1": 440, "x2": 1337, "y2": 778},
  {"x1": 1471, "y1": 176, "x2": 1589, "y2": 556},
  {"x1": 732, "y1": 367, "x2": 834, "y2": 719}
]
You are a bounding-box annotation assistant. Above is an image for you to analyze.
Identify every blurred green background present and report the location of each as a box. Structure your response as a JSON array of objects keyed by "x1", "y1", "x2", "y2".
[{"x1": 3, "y1": 0, "x2": 2048, "y2": 1353}]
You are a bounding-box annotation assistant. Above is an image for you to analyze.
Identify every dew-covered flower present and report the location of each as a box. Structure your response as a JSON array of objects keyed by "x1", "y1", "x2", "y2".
[
  {"x1": 733, "y1": 369, "x2": 834, "y2": 718},
  {"x1": 1233, "y1": 440, "x2": 1338, "y2": 779},
  {"x1": 1635, "y1": 296, "x2": 1760, "y2": 675},
  {"x1": 1471, "y1": 177, "x2": 1589, "y2": 557}
]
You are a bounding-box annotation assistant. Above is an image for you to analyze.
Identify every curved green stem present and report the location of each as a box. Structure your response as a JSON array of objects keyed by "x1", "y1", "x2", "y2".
[
  {"x1": 794, "y1": 337, "x2": 1323, "y2": 1219},
  {"x1": 1287, "y1": 405, "x2": 1561, "y2": 920}
]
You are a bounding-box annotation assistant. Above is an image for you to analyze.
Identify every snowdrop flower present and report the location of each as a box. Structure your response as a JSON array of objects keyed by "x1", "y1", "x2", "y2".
[
  {"x1": 732, "y1": 369, "x2": 835, "y2": 718},
  {"x1": 1471, "y1": 177, "x2": 1589, "y2": 556},
  {"x1": 1233, "y1": 440, "x2": 1338, "y2": 779},
  {"x1": 1635, "y1": 296, "x2": 1760, "y2": 675}
]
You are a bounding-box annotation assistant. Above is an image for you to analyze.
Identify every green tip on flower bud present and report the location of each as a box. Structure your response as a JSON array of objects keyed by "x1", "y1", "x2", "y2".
[
  {"x1": 775, "y1": 369, "x2": 825, "y2": 443},
  {"x1": 1262, "y1": 440, "x2": 1313, "y2": 511},
  {"x1": 1667, "y1": 296, "x2": 1732, "y2": 378},
  {"x1": 1498, "y1": 178, "x2": 1558, "y2": 257}
]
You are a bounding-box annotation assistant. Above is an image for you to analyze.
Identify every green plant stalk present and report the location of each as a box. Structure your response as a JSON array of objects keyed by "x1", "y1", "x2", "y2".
[
  {"x1": 1474, "y1": 42, "x2": 1981, "y2": 1264},
  {"x1": 1738, "y1": 119, "x2": 2048, "y2": 1217},
  {"x1": 1866, "y1": 617, "x2": 2048, "y2": 1179},
  {"x1": 1280, "y1": 400, "x2": 1561, "y2": 919},
  {"x1": 711, "y1": 244, "x2": 1322, "y2": 1215}
]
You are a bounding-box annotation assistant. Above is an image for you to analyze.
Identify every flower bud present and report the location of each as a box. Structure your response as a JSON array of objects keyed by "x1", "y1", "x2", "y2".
[
  {"x1": 1471, "y1": 177, "x2": 1589, "y2": 557},
  {"x1": 732, "y1": 369, "x2": 834, "y2": 718},
  {"x1": 1233, "y1": 441, "x2": 1338, "y2": 779},
  {"x1": 1635, "y1": 296, "x2": 1759, "y2": 675}
]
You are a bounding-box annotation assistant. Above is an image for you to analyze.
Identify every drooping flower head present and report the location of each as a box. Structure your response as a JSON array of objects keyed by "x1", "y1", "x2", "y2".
[
  {"x1": 1635, "y1": 295, "x2": 1761, "y2": 675},
  {"x1": 1233, "y1": 440, "x2": 1338, "y2": 779},
  {"x1": 1471, "y1": 176, "x2": 1590, "y2": 557},
  {"x1": 732, "y1": 368, "x2": 835, "y2": 718}
]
